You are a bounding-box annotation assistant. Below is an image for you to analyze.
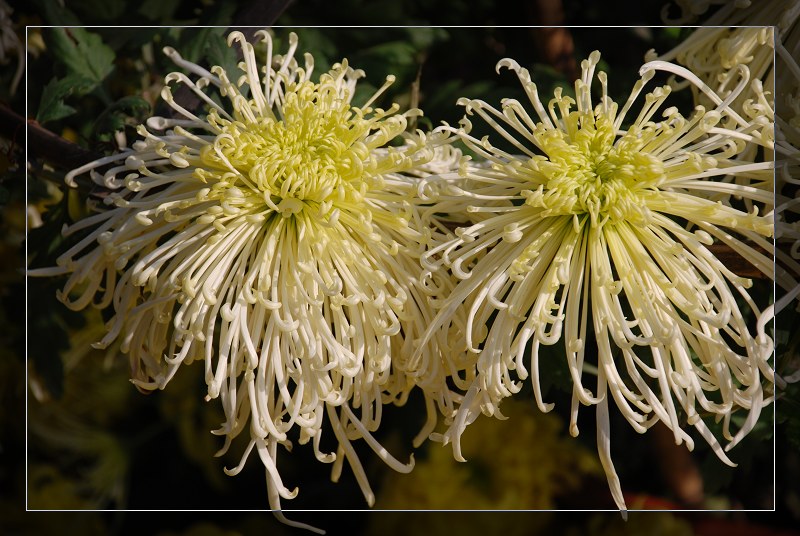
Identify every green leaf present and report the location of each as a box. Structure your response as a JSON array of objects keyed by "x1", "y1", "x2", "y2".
[
  {"x1": 178, "y1": 27, "x2": 225, "y2": 64},
  {"x1": 205, "y1": 31, "x2": 238, "y2": 74},
  {"x1": 405, "y1": 27, "x2": 449, "y2": 50},
  {"x1": 360, "y1": 41, "x2": 418, "y2": 68},
  {"x1": 91, "y1": 96, "x2": 152, "y2": 147},
  {"x1": 205, "y1": 33, "x2": 247, "y2": 98},
  {"x1": 36, "y1": 75, "x2": 94, "y2": 124},
  {"x1": 45, "y1": 27, "x2": 116, "y2": 86}
]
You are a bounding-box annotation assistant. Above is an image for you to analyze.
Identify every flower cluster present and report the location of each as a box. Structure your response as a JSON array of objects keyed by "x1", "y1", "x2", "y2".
[
  {"x1": 34, "y1": 27, "x2": 777, "y2": 524},
  {"x1": 653, "y1": 1, "x2": 800, "y2": 400},
  {"x1": 653, "y1": 0, "x2": 800, "y2": 313},
  {"x1": 39, "y1": 30, "x2": 462, "y2": 529},
  {"x1": 418, "y1": 50, "x2": 775, "y2": 511}
]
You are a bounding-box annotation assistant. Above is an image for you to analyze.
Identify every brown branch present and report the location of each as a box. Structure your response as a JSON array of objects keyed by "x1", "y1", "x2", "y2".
[
  {"x1": 1, "y1": 102, "x2": 102, "y2": 181},
  {"x1": 708, "y1": 243, "x2": 770, "y2": 279},
  {"x1": 651, "y1": 421, "x2": 704, "y2": 507},
  {"x1": 527, "y1": 0, "x2": 579, "y2": 80}
]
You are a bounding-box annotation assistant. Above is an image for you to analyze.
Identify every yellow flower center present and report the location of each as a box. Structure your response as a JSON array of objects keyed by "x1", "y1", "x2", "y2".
[
  {"x1": 522, "y1": 113, "x2": 665, "y2": 227},
  {"x1": 196, "y1": 78, "x2": 397, "y2": 217}
]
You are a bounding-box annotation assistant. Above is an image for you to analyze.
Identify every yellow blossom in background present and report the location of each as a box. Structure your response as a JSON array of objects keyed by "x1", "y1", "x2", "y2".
[
  {"x1": 32, "y1": 29, "x2": 463, "y2": 528},
  {"x1": 375, "y1": 399, "x2": 601, "y2": 509},
  {"x1": 418, "y1": 51, "x2": 775, "y2": 512},
  {"x1": 27, "y1": 307, "x2": 131, "y2": 509},
  {"x1": 369, "y1": 399, "x2": 601, "y2": 536}
]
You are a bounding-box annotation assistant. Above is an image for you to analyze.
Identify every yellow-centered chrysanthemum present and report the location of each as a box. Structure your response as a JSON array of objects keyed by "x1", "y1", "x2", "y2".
[
  {"x1": 38, "y1": 30, "x2": 461, "y2": 527},
  {"x1": 419, "y1": 51, "x2": 776, "y2": 512},
  {"x1": 654, "y1": 2, "x2": 800, "y2": 316}
]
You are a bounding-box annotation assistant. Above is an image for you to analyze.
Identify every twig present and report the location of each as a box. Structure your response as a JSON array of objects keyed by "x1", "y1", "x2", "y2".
[
  {"x1": 1, "y1": 102, "x2": 102, "y2": 176},
  {"x1": 708, "y1": 243, "x2": 771, "y2": 279}
]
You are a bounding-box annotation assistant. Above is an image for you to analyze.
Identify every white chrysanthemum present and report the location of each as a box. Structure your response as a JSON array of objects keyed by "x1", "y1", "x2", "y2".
[
  {"x1": 654, "y1": 1, "x2": 800, "y2": 314},
  {"x1": 653, "y1": 4, "x2": 778, "y2": 106},
  {"x1": 36, "y1": 30, "x2": 462, "y2": 526},
  {"x1": 649, "y1": 4, "x2": 780, "y2": 180},
  {"x1": 419, "y1": 52, "x2": 776, "y2": 512},
  {"x1": 650, "y1": 25, "x2": 799, "y2": 297}
]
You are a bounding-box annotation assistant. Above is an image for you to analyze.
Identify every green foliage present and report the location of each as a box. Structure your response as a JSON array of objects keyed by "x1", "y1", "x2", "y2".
[
  {"x1": 203, "y1": 32, "x2": 240, "y2": 86},
  {"x1": 34, "y1": 27, "x2": 117, "y2": 125},
  {"x1": 30, "y1": 0, "x2": 82, "y2": 25},
  {"x1": 90, "y1": 96, "x2": 151, "y2": 150},
  {"x1": 27, "y1": 292, "x2": 68, "y2": 399},
  {"x1": 176, "y1": 27, "x2": 227, "y2": 65},
  {"x1": 290, "y1": 28, "x2": 339, "y2": 74},
  {"x1": 45, "y1": 27, "x2": 116, "y2": 86},
  {"x1": 36, "y1": 76, "x2": 95, "y2": 124},
  {"x1": 69, "y1": 0, "x2": 128, "y2": 22}
]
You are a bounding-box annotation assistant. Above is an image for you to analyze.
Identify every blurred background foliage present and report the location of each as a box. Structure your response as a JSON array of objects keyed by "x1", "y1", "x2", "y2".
[{"x1": 2, "y1": 0, "x2": 797, "y2": 534}]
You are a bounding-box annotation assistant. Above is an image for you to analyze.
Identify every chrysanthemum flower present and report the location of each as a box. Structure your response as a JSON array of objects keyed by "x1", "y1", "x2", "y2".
[
  {"x1": 419, "y1": 51, "x2": 776, "y2": 511},
  {"x1": 35, "y1": 30, "x2": 460, "y2": 526},
  {"x1": 655, "y1": 5, "x2": 777, "y2": 107},
  {"x1": 649, "y1": 4, "x2": 779, "y2": 179},
  {"x1": 654, "y1": 2, "x2": 800, "y2": 313}
]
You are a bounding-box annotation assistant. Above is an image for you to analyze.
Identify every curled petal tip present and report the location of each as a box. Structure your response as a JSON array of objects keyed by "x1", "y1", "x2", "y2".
[
  {"x1": 496, "y1": 57, "x2": 521, "y2": 74},
  {"x1": 226, "y1": 30, "x2": 245, "y2": 46}
]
